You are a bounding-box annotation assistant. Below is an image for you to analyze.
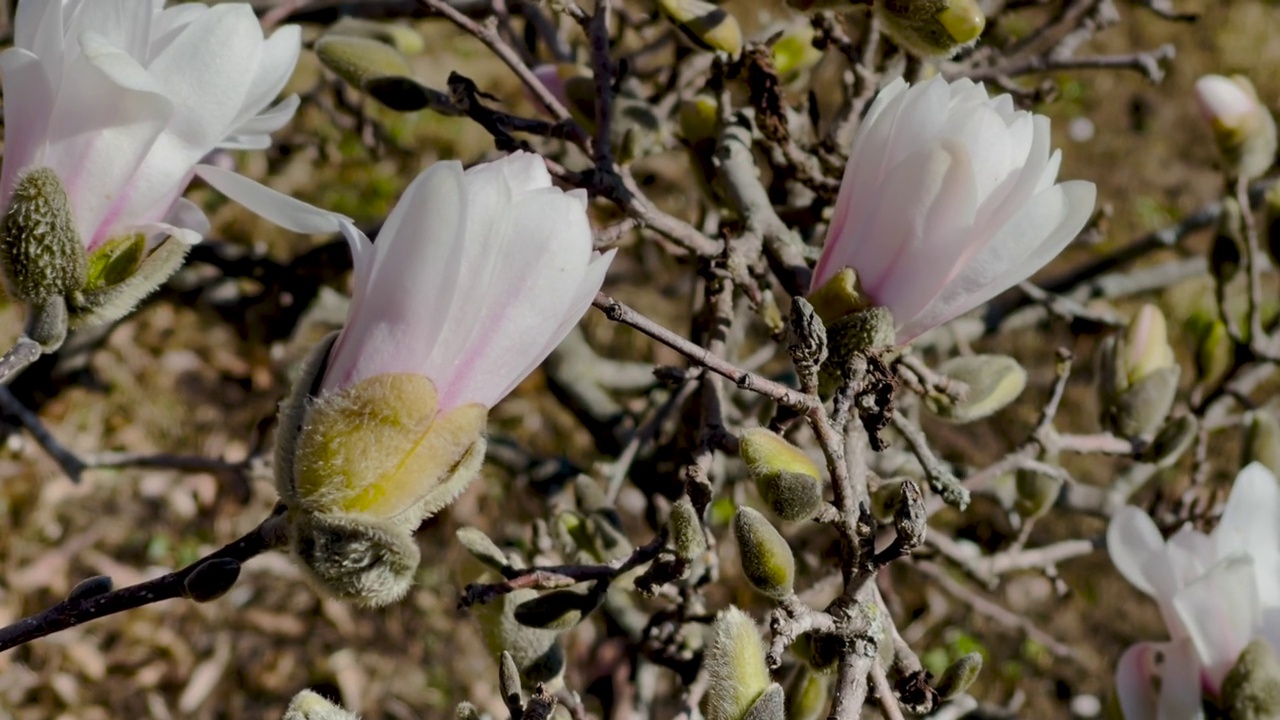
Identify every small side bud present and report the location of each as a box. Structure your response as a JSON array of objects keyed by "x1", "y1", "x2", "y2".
[
  {"x1": 476, "y1": 587, "x2": 566, "y2": 690},
  {"x1": 1121, "y1": 305, "x2": 1177, "y2": 385},
  {"x1": 784, "y1": 666, "x2": 830, "y2": 720},
  {"x1": 182, "y1": 558, "x2": 242, "y2": 603},
  {"x1": 1244, "y1": 410, "x2": 1280, "y2": 476},
  {"x1": 456, "y1": 526, "x2": 512, "y2": 572},
  {"x1": 1102, "y1": 305, "x2": 1180, "y2": 443},
  {"x1": 771, "y1": 23, "x2": 824, "y2": 86},
  {"x1": 742, "y1": 683, "x2": 785, "y2": 720},
  {"x1": 1222, "y1": 638, "x2": 1280, "y2": 720},
  {"x1": 1195, "y1": 319, "x2": 1235, "y2": 390},
  {"x1": 315, "y1": 35, "x2": 413, "y2": 92},
  {"x1": 1014, "y1": 460, "x2": 1063, "y2": 519},
  {"x1": 678, "y1": 95, "x2": 721, "y2": 146},
  {"x1": 891, "y1": 480, "x2": 927, "y2": 551},
  {"x1": 1141, "y1": 414, "x2": 1198, "y2": 469},
  {"x1": 500, "y1": 650, "x2": 524, "y2": 708},
  {"x1": 787, "y1": 298, "x2": 829, "y2": 378},
  {"x1": 703, "y1": 607, "x2": 772, "y2": 720},
  {"x1": 935, "y1": 652, "x2": 983, "y2": 700},
  {"x1": 456, "y1": 702, "x2": 481, "y2": 720},
  {"x1": 657, "y1": 0, "x2": 744, "y2": 59},
  {"x1": 874, "y1": 0, "x2": 986, "y2": 59},
  {"x1": 733, "y1": 507, "x2": 796, "y2": 600},
  {"x1": 1195, "y1": 74, "x2": 1278, "y2": 180},
  {"x1": 289, "y1": 512, "x2": 421, "y2": 607},
  {"x1": 66, "y1": 575, "x2": 114, "y2": 602},
  {"x1": 283, "y1": 690, "x2": 360, "y2": 720},
  {"x1": 925, "y1": 355, "x2": 1027, "y2": 423},
  {"x1": 669, "y1": 497, "x2": 708, "y2": 563},
  {"x1": 740, "y1": 428, "x2": 824, "y2": 521},
  {"x1": 1212, "y1": 196, "x2": 1244, "y2": 285}
]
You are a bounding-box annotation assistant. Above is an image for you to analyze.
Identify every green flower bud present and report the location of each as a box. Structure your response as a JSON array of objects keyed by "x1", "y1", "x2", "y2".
[
  {"x1": 703, "y1": 607, "x2": 772, "y2": 720},
  {"x1": 679, "y1": 95, "x2": 720, "y2": 146},
  {"x1": 818, "y1": 306, "x2": 896, "y2": 394},
  {"x1": 66, "y1": 575, "x2": 113, "y2": 602},
  {"x1": 657, "y1": 0, "x2": 744, "y2": 59},
  {"x1": 315, "y1": 35, "x2": 413, "y2": 100},
  {"x1": 790, "y1": 632, "x2": 842, "y2": 675},
  {"x1": 925, "y1": 355, "x2": 1027, "y2": 424},
  {"x1": 1141, "y1": 414, "x2": 1198, "y2": 469},
  {"x1": 807, "y1": 268, "x2": 869, "y2": 326},
  {"x1": 734, "y1": 507, "x2": 796, "y2": 600},
  {"x1": 874, "y1": 0, "x2": 986, "y2": 59},
  {"x1": 182, "y1": 558, "x2": 241, "y2": 603},
  {"x1": 740, "y1": 428, "x2": 825, "y2": 521},
  {"x1": 935, "y1": 652, "x2": 983, "y2": 700},
  {"x1": 476, "y1": 586, "x2": 566, "y2": 690},
  {"x1": 500, "y1": 650, "x2": 523, "y2": 707},
  {"x1": 1196, "y1": 319, "x2": 1235, "y2": 389},
  {"x1": 784, "y1": 666, "x2": 830, "y2": 720},
  {"x1": 1121, "y1": 305, "x2": 1177, "y2": 386},
  {"x1": 326, "y1": 17, "x2": 426, "y2": 55},
  {"x1": 1195, "y1": 74, "x2": 1278, "y2": 181},
  {"x1": 742, "y1": 683, "x2": 785, "y2": 720},
  {"x1": 1014, "y1": 461, "x2": 1062, "y2": 519},
  {"x1": 1223, "y1": 639, "x2": 1280, "y2": 720},
  {"x1": 1102, "y1": 306, "x2": 1181, "y2": 442},
  {"x1": 1108, "y1": 366, "x2": 1181, "y2": 443},
  {"x1": 283, "y1": 690, "x2": 360, "y2": 720},
  {"x1": 514, "y1": 586, "x2": 604, "y2": 630},
  {"x1": 669, "y1": 496, "x2": 708, "y2": 563},
  {"x1": 1245, "y1": 410, "x2": 1280, "y2": 476},
  {"x1": 456, "y1": 526, "x2": 512, "y2": 572},
  {"x1": 771, "y1": 23, "x2": 824, "y2": 85}
]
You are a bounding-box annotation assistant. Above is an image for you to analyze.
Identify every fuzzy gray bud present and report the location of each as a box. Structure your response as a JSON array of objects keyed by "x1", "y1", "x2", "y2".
[
  {"x1": 742, "y1": 683, "x2": 785, "y2": 720},
  {"x1": 669, "y1": 497, "x2": 708, "y2": 562},
  {"x1": 935, "y1": 652, "x2": 983, "y2": 700},
  {"x1": 283, "y1": 690, "x2": 360, "y2": 720},
  {"x1": 926, "y1": 355, "x2": 1027, "y2": 423},
  {"x1": 1223, "y1": 639, "x2": 1280, "y2": 720}
]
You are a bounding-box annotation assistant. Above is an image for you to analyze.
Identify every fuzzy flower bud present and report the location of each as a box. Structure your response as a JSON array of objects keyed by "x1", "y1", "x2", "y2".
[
  {"x1": 742, "y1": 684, "x2": 785, "y2": 720},
  {"x1": 771, "y1": 23, "x2": 824, "y2": 86},
  {"x1": 703, "y1": 607, "x2": 772, "y2": 720},
  {"x1": 1223, "y1": 639, "x2": 1280, "y2": 720},
  {"x1": 734, "y1": 507, "x2": 797, "y2": 600},
  {"x1": 925, "y1": 354, "x2": 1027, "y2": 423},
  {"x1": 208, "y1": 152, "x2": 614, "y2": 606},
  {"x1": 811, "y1": 76, "x2": 1095, "y2": 345},
  {"x1": 1195, "y1": 74, "x2": 1278, "y2": 180},
  {"x1": 0, "y1": 0, "x2": 304, "y2": 349},
  {"x1": 874, "y1": 0, "x2": 986, "y2": 59},
  {"x1": 315, "y1": 35, "x2": 413, "y2": 100},
  {"x1": 669, "y1": 497, "x2": 708, "y2": 563},
  {"x1": 739, "y1": 428, "x2": 825, "y2": 521},
  {"x1": 477, "y1": 586, "x2": 567, "y2": 690},
  {"x1": 1102, "y1": 304, "x2": 1180, "y2": 442},
  {"x1": 657, "y1": 0, "x2": 744, "y2": 59},
  {"x1": 784, "y1": 666, "x2": 830, "y2": 720},
  {"x1": 326, "y1": 17, "x2": 426, "y2": 55},
  {"x1": 935, "y1": 652, "x2": 984, "y2": 700},
  {"x1": 283, "y1": 690, "x2": 360, "y2": 720}
]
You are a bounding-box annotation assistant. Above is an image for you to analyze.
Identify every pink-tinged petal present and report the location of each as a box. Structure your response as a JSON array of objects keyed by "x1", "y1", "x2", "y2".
[
  {"x1": 326, "y1": 162, "x2": 470, "y2": 392},
  {"x1": 133, "y1": 196, "x2": 210, "y2": 246},
  {"x1": 1172, "y1": 554, "x2": 1260, "y2": 692},
  {"x1": 1116, "y1": 642, "x2": 1163, "y2": 720},
  {"x1": 1156, "y1": 639, "x2": 1207, "y2": 720},
  {"x1": 1215, "y1": 462, "x2": 1280, "y2": 606},
  {"x1": 0, "y1": 48, "x2": 56, "y2": 207},
  {"x1": 194, "y1": 164, "x2": 349, "y2": 235},
  {"x1": 895, "y1": 179, "x2": 1095, "y2": 342}
]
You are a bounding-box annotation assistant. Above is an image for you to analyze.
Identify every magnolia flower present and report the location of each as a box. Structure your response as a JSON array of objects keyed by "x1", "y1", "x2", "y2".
[
  {"x1": 197, "y1": 152, "x2": 614, "y2": 605},
  {"x1": 810, "y1": 75, "x2": 1096, "y2": 344},
  {"x1": 1108, "y1": 463, "x2": 1280, "y2": 719},
  {"x1": 0, "y1": 0, "x2": 301, "y2": 251}
]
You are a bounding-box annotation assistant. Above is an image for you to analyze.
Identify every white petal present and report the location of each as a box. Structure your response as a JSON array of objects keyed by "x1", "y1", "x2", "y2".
[
  {"x1": 220, "y1": 95, "x2": 300, "y2": 150},
  {"x1": 1172, "y1": 555, "x2": 1260, "y2": 692},
  {"x1": 194, "y1": 164, "x2": 349, "y2": 236},
  {"x1": 231, "y1": 24, "x2": 302, "y2": 128},
  {"x1": 1216, "y1": 462, "x2": 1280, "y2": 605},
  {"x1": 0, "y1": 48, "x2": 56, "y2": 208},
  {"x1": 1107, "y1": 506, "x2": 1167, "y2": 596},
  {"x1": 1156, "y1": 639, "x2": 1207, "y2": 720}
]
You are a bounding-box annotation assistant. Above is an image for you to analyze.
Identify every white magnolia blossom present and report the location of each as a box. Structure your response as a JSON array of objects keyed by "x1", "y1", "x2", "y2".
[
  {"x1": 0, "y1": 0, "x2": 301, "y2": 250},
  {"x1": 811, "y1": 75, "x2": 1096, "y2": 343},
  {"x1": 1108, "y1": 463, "x2": 1280, "y2": 719},
  {"x1": 197, "y1": 151, "x2": 615, "y2": 410}
]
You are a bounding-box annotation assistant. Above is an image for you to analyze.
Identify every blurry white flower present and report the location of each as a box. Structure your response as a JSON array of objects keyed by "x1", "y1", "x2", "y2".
[
  {"x1": 810, "y1": 75, "x2": 1096, "y2": 344},
  {"x1": 1194, "y1": 74, "x2": 1277, "y2": 180},
  {"x1": 1108, "y1": 463, "x2": 1280, "y2": 719},
  {"x1": 0, "y1": 0, "x2": 301, "y2": 251}
]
